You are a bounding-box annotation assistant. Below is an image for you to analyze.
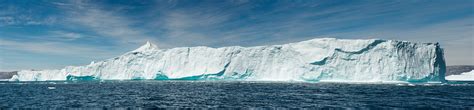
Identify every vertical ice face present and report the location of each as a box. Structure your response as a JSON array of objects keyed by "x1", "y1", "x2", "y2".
[{"x1": 12, "y1": 38, "x2": 446, "y2": 82}]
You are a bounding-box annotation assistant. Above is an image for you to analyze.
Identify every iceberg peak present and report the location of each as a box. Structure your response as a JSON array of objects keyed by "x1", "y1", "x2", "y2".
[{"x1": 132, "y1": 41, "x2": 159, "y2": 52}]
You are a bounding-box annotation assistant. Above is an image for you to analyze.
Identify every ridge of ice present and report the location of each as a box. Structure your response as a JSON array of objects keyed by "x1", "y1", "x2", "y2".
[
  {"x1": 132, "y1": 41, "x2": 159, "y2": 52},
  {"x1": 445, "y1": 70, "x2": 474, "y2": 81},
  {"x1": 12, "y1": 38, "x2": 447, "y2": 82}
]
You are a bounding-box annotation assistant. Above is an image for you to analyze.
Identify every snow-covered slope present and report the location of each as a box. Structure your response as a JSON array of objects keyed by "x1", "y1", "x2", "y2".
[
  {"x1": 11, "y1": 38, "x2": 447, "y2": 82},
  {"x1": 446, "y1": 70, "x2": 474, "y2": 81}
]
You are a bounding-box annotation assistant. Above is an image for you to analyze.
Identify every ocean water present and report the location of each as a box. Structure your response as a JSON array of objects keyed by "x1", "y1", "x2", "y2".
[{"x1": 0, "y1": 80, "x2": 473, "y2": 109}]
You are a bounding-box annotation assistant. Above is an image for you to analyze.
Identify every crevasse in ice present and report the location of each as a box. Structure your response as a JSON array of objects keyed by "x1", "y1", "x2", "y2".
[{"x1": 12, "y1": 38, "x2": 446, "y2": 82}]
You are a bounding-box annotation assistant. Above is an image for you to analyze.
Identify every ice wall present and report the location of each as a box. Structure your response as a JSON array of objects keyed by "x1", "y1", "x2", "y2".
[{"x1": 12, "y1": 38, "x2": 446, "y2": 82}]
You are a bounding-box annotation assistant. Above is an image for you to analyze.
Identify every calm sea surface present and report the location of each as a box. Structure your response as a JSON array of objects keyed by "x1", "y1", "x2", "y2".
[{"x1": 0, "y1": 81, "x2": 473, "y2": 109}]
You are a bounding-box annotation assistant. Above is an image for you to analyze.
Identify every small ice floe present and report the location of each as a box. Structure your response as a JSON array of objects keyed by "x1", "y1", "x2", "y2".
[
  {"x1": 396, "y1": 83, "x2": 405, "y2": 86},
  {"x1": 47, "y1": 87, "x2": 56, "y2": 89},
  {"x1": 423, "y1": 83, "x2": 433, "y2": 86},
  {"x1": 395, "y1": 83, "x2": 417, "y2": 86}
]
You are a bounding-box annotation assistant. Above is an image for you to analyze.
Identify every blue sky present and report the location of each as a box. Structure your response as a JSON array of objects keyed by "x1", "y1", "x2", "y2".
[{"x1": 0, "y1": 0, "x2": 473, "y2": 71}]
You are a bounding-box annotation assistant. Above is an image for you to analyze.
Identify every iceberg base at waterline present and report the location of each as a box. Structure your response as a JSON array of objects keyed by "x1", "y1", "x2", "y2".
[{"x1": 11, "y1": 38, "x2": 447, "y2": 83}]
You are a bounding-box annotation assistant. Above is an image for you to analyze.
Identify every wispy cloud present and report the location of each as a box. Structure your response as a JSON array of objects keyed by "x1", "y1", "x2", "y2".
[
  {"x1": 0, "y1": 14, "x2": 57, "y2": 26},
  {"x1": 0, "y1": 3, "x2": 58, "y2": 26},
  {"x1": 159, "y1": 9, "x2": 232, "y2": 46},
  {"x1": 0, "y1": 38, "x2": 116, "y2": 57},
  {"x1": 54, "y1": 0, "x2": 159, "y2": 46},
  {"x1": 0, "y1": 38, "x2": 121, "y2": 71},
  {"x1": 47, "y1": 31, "x2": 84, "y2": 41}
]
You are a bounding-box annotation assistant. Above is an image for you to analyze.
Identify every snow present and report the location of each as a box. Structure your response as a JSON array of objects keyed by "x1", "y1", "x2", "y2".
[
  {"x1": 12, "y1": 38, "x2": 447, "y2": 82},
  {"x1": 446, "y1": 70, "x2": 474, "y2": 81},
  {"x1": 131, "y1": 41, "x2": 159, "y2": 52}
]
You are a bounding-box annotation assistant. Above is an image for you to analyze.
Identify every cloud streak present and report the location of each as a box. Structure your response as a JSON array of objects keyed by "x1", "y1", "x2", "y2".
[
  {"x1": 0, "y1": 38, "x2": 117, "y2": 57},
  {"x1": 61, "y1": 1, "x2": 153, "y2": 44}
]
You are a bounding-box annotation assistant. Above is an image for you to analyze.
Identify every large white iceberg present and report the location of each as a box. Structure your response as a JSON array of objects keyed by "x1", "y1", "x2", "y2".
[
  {"x1": 446, "y1": 70, "x2": 474, "y2": 81},
  {"x1": 12, "y1": 38, "x2": 447, "y2": 82}
]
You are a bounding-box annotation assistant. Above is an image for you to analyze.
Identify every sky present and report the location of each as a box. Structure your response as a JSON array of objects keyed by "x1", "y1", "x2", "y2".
[{"x1": 0, "y1": 0, "x2": 473, "y2": 71}]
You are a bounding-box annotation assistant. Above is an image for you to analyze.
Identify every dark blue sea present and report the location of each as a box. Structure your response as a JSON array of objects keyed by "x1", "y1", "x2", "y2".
[{"x1": 1, "y1": 81, "x2": 473, "y2": 109}]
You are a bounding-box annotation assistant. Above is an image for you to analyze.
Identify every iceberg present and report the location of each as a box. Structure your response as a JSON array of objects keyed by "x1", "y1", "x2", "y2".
[
  {"x1": 11, "y1": 38, "x2": 447, "y2": 82},
  {"x1": 446, "y1": 70, "x2": 474, "y2": 81}
]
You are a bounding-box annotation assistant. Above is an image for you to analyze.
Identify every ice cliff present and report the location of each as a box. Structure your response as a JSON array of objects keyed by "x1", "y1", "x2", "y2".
[{"x1": 11, "y1": 38, "x2": 446, "y2": 82}]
